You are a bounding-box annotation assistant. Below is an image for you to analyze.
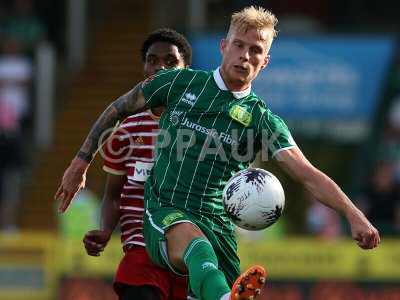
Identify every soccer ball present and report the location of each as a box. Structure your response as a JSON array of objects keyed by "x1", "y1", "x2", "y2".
[{"x1": 222, "y1": 168, "x2": 285, "y2": 230}]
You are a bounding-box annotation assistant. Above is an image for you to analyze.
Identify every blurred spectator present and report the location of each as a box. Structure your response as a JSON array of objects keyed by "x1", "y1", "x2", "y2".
[
  {"x1": 357, "y1": 162, "x2": 400, "y2": 235},
  {"x1": 376, "y1": 94, "x2": 400, "y2": 184},
  {"x1": 4, "y1": 0, "x2": 46, "y2": 53},
  {"x1": 388, "y1": 95, "x2": 400, "y2": 131},
  {"x1": 0, "y1": 37, "x2": 32, "y2": 234},
  {"x1": 306, "y1": 191, "x2": 342, "y2": 239},
  {"x1": 59, "y1": 187, "x2": 99, "y2": 239},
  {"x1": 0, "y1": 3, "x2": 8, "y2": 38}
]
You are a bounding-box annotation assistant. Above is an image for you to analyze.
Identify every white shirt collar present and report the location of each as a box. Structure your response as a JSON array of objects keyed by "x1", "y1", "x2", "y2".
[{"x1": 213, "y1": 67, "x2": 251, "y2": 99}]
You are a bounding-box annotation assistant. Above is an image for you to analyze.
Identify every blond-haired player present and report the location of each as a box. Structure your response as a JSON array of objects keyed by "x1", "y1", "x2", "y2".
[{"x1": 56, "y1": 6, "x2": 380, "y2": 300}]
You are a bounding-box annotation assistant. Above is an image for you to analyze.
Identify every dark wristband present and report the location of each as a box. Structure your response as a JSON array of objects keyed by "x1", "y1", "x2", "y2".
[{"x1": 76, "y1": 150, "x2": 93, "y2": 163}]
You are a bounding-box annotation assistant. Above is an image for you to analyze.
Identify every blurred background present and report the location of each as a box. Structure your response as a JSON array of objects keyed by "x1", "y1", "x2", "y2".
[{"x1": 0, "y1": 0, "x2": 399, "y2": 299}]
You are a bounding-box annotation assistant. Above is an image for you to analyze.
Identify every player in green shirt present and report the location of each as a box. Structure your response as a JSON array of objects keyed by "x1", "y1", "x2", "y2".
[{"x1": 56, "y1": 6, "x2": 380, "y2": 300}]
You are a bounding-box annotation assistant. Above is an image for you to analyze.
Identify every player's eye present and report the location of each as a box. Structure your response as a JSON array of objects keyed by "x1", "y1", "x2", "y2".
[
  {"x1": 233, "y1": 41, "x2": 243, "y2": 48},
  {"x1": 250, "y1": 47, "x2": 262, "y2": 55}
]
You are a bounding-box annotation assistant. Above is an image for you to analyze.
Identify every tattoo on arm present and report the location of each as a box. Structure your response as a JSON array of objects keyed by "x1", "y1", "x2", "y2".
[{"x1": 77, "y1": 82, "x2": 146, "y2": 163}]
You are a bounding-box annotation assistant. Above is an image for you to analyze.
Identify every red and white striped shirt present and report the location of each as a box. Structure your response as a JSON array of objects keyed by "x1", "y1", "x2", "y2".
[{"x1": 102, "y1": 110, "x2": 159, "y2": 250}]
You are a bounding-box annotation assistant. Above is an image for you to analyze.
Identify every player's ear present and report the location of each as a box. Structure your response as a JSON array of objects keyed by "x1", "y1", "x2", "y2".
[
  {"x1": 220, "y1": 38, "x2": 227, "y2": 55},
  {"x1": 261, "y1": 55, "x2": 270, "y2": 69}
]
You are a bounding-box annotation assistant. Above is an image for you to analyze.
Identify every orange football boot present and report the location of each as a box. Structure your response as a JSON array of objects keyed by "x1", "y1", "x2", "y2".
[{"x1": 230, "y1": 265, "x2": 266, "y2": 300}]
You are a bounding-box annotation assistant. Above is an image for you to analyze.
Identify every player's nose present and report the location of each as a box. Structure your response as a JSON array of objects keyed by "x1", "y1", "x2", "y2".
[{"x1": 240, "y1": 48, "x2": 250, "y2": 61}]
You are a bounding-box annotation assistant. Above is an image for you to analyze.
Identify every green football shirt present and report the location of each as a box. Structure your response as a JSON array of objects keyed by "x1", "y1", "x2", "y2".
[{"x1": 142, "y1": 68, "x2": 295, "y2": 233}]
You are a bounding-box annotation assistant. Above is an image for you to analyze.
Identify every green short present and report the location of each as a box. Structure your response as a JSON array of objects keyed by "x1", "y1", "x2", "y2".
[{"x1": 143, "y1": 207, "x2": 240, "y2": 287}]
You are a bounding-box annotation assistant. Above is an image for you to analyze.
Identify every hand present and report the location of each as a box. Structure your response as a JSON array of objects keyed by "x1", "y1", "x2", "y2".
[
  {"x1": 83, "y1": 230, "x2": 112, "y2": 256},
  {"x1": 55, "y1": 157, "x2": 89, "y2": 213},
  {"x1": 347, "y1": 209, "x2": 380, "y2": 249}
]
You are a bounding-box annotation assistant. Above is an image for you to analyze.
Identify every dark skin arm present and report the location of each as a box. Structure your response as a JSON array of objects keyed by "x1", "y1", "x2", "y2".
[
  {"x1": 56, "y1": 83, "x2": 146, "y2": 212},
  {"x1": 83, "y1": 174, "x2": 125, "y2": 256}
]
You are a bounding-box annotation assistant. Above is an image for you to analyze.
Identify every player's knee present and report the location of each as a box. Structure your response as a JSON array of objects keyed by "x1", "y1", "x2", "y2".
[
  {"x1": 167, "y1": 222, "x2": 204, "y2": 243},
  {"x1": 168, "y1": 250, "x2": 186, "y2": 272},
  {"x1": 166, "y1": 222, "x2": 205, "y2": 271}
]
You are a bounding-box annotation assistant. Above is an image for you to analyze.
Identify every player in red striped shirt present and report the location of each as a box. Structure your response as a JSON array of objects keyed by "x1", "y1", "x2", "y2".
[{"x1": 82, "y1": 28, "x2": 192, "y2": 300}]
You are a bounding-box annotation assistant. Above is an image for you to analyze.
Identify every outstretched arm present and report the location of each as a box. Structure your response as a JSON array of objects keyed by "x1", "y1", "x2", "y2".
[
  {"x1": 275, "y1": 147, "x2": 380, "y2": 250},
  {"x1": 78, "y1": 83, "x2": 146, "y2": 163},
  {"x1": 56, "y1": 83, "x2": 146, "y2": 212}
]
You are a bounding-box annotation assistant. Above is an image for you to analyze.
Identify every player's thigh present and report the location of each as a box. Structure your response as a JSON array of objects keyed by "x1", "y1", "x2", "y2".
[
  {"x1": 118, "y1": 284, "x2": 162, "y2": 300},
  {"x1": 143, "y1": 207, "x2": 200, "y2": 273}
]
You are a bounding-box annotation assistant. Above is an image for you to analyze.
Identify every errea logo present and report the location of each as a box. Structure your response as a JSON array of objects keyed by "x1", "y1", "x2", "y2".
[
  {"x1": 169, "y1": 110, "x2": 184, "y2": 126},
  {"x1": 181, "y1": 92, "x2": 197, "y2": 106}
]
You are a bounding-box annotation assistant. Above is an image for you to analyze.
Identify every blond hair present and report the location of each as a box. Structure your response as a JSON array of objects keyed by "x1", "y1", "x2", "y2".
[{"x1": 228, "y1": 6, "x2": 278, "y2": 42}]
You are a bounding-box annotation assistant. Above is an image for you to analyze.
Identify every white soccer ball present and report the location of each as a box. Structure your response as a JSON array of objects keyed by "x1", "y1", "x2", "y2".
[{"x1": 222, "y1": 168, "x2": 285, "y2": 230}]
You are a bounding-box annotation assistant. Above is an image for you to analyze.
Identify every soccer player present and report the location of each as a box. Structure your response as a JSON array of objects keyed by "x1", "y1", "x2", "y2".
[
  {"x1": 56, "y1": 6, "x2": 380, "y2": 300},
  {"x1": 81, "y1": 28, "x2": 191, "y2": 300}
]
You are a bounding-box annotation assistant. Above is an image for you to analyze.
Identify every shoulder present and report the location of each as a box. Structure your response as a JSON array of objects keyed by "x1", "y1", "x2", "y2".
[
  {"x1": 116, "y1": 112, "x2": 158, "y2": 133},
  {"x1": 171, "y1": 68, "x2": 212, "y2": 83},
  {"x1": 246, "y1": 93, "x2": 289, "y2": 129},
  {"x1": 153, "y1": 67, "x2": 208, "y2": 79},
  {"x1": 121, "y1": 112, "x2": 154, "y2": 124},
  {"x1": 245, "y1": 92, "x2": 268, "y2": 117},
  {"x1": 158, "y1": 68, "x2": 213, "y2": 92},
  {"x1": 142, "y1": 68, "x2": 210, "y2": 88},
  {"x1": 248, "y1": 92, "x2": 282, "y2": 119}
]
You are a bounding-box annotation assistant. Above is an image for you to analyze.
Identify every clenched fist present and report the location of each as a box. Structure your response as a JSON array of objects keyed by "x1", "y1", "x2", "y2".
[{"x1": 83, "y1": 230, "x2": 112, "y2": 256}]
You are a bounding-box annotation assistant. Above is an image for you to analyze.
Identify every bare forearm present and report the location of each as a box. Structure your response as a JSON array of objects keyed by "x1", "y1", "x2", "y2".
[
  {"x1": 100, "y1": 174, "x2": 125, "y2": 233},
  {"x1": 277, "y1": 149, "x2": 380, "y2": 249},
  {"x1": 305, "y1": 168, "x2": 380, "y2": 249},
  {"x1": 277, "y1": 148, "x2": 359, "y2": 217},
  {"x1": 303, "y1": 168, "x2": 358, "y2": 216},
  {"x1": 100, "y1": 195, "x2": 120, "y2": 234},
  {"x1": 77, "y1": 83, "x2": 146, "y2": 163}
]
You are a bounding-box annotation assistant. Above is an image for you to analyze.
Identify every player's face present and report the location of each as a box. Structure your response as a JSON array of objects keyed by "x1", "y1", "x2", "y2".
[
  {"x1": 144, "y1": 41, "x2": 186, "y2": 77},
  {"x1": 220, "y1": 27, "x2": 271, "y2": 90}
]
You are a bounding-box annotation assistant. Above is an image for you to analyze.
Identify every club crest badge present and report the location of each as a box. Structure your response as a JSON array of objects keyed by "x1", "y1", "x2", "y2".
[{"x1": 229, "y1": 105, "x2": 252, "y2": 127}]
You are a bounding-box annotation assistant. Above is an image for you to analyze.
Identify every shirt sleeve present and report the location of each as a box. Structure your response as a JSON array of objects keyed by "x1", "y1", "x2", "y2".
[
  {"x1": 256, "y1": 107, "x2": 296, "y2": 158},
  {"x1": 102, "y1": 126, "x2": 128, "y2": 175},
  {"x1": 141, "y1": 68, "x2": 182, "y2": 108}
]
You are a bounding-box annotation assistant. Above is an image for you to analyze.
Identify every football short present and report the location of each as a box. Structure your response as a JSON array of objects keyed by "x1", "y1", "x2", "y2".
[
  {"x1": 113, "y1": 246, "x2": 187, "y2": 300},
  {"x1": 143, "y1": 207, "x2": 241, "y2": 287}
]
